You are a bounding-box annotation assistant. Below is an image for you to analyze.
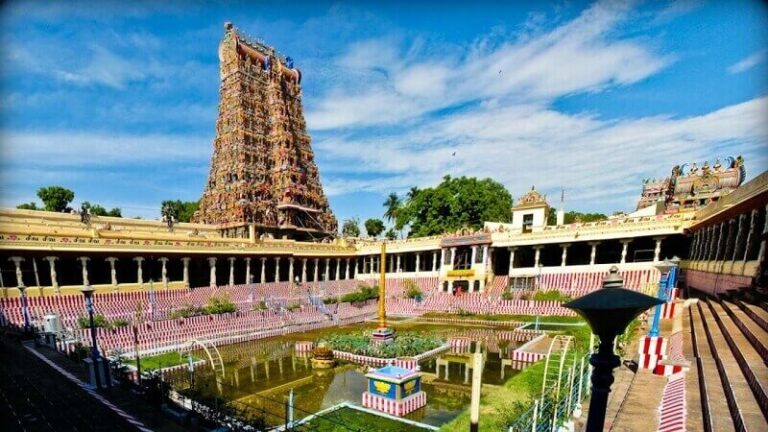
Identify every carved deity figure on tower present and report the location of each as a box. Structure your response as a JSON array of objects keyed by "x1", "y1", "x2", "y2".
[{"x1": 193, "y1": 22, "x2": 337, "y2": 239}]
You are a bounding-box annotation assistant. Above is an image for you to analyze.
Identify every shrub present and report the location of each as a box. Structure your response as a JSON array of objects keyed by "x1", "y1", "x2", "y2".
[
  {"x1": 286, "y1": 303, "x2": 301, "y2": 312},
  {"x1": 532, "y1": 290, "x2": 571, "y2": 302},
  {"x1": 78, "y1": 314, "x2": 110, "y2": 329},
  {"x1": 168, "y1": 305, "x2": 207, "y2": 319},
  {"x1": 319, "y1": 331, "x2": 442, "y2": 358},
  {"x1": 206, "y1": 294, "x2": 237, "y2": 315},
  {"x1": 456, "y1": 309, "x2": 473, "y2": 317},
  {"x1": 323, "y1": 297, "x2": 339, "y2": 305},
  {"x1": 255, "y1": 301, "x2": 268, "y2": 310},
  {"x1": 403, "y1": 279, "x2": 423, "y2": 299},
  {"x1": 501, "y1": 291, "x2": 514, "y2": 300},
  {"x1": 341, "y1": 284, "x2": 379, "y2": 303},
  {"x1": 111, "y1": 318, "x2": 130, "y2": 328}
]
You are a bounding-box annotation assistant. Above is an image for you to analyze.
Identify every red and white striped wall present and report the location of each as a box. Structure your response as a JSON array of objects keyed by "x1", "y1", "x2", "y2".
[
  {"x1": 657, "y1": 372, "x2": 686, "y2": 432},
  {"x1": 661, "y1": 302, "x2": 678, "y2": 319},
  {"x1": 638, "y1": 335, "x2": 667, "y2": 371},
  {"x1": 511, "y1": 350, "x2": 547, "y2": 363},
  {"x1": 362, "y1": 391, "x2": 426, "y2": 416}
]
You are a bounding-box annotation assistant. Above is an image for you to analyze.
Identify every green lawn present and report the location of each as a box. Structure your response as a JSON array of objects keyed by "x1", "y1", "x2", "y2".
[
  {"x1": 300, "y1": 406, "x2": 429, "y2": 432},
  {"x1": 124, "y1": 351, "x2": 200, "y2": 370}
]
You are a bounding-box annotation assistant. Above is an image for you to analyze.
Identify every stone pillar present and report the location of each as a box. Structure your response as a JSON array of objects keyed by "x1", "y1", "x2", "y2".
[
  {"x1": 324, "y1": 258, "x2": 330, "y2": 281},
  {"x1": 159, "y1": 257, "x2": 170, "y2": 289},
  {"x1": 228, "y1": 257, "x2": 236, "y2": 287},
  {"x1": 345, "y1": 258, "x2": 351, "y2": 279},
  {"x1": 714, "y1": 222, "x2": 726, "y2": 261},
  {"x1": 440, "y1": 249, "x2": 446, "y2": 270},
  {"x1": 207, "y1": 257, "x2": 217, "y2": 287},
  {"x1": 450, "y1": 248, "x2": 456, "y2": 266},
  {"x1": 245, "y1": 257, "x2": 252, "y2": 284},
  {"x1": 397, "y1": 254, "x2": 403, "y2": 273},
  {"x1": 508, "y1": 247, "x2": 517, "y2": 276},
  {"x1": 260, "y1": 257, "x2": 267, "y2": 284},
  {"x1": 77, "y1": 256, "x2": 90, "y2": 286},
  {"x1": 134, "y1": 257, "x2": 145, "y2": 287},
  {"x1": 724, "y1": 218, "x2": 737, "y2": 260},
  {"x1": 8, "y1": 256, "x2": 25, "y2": 287},
  {"x1": 106, "y1": 257, "x2": 119, "y2": 287},
  {"x1": 482, "y1": 245, "x2": 489, "y2": 265},
  {"x1": 335, "y1": 258, "x2": 340, "y2": 280},
  {"x1": 314, "y1": 258, "x2": 319, "y2": 282},
  {"x1": 274, "y1": 257, "x2": 281, "y2": 282},
  {"x1": 301, "y1": 258, "x2": 308, "y2": 283},
  {"x1": 32, "y1": 258, "x2": 41, "y2": 288},
  {"x1": 589, "y1": 242, "x2": 599, "y2": 266},
  {"x1": 182, "y1": 257, "x2": 191, "y2": 288},
  {"x1": 620, "y1": 240, "x2": 631, "y2": 264},
  {"x1": 756, "y1": 204, "x2": 768, "y2": 265},
  {"x1": 415, "y1": 254, "x2": 420, "y2": 275},
  {"x1": 433, "y1": 251, "x2": 438, "y2": 272},
  {"x1": 471, "y1": 246, "x2": 478, "y2": 266},
  {"x1": 653, "y1": 237, "x2": 664, "y2": 262},
  {"x1": 732, "y1": 214, "x2": 747, "y2": 262},
  {"x1": 533, "y1": 247, "x2": 542, "y2": 268},
  {"x1": 705, "y1": 226, "x2": 715, "y2": 260},
  {"x1": 743, "y1": 209, "x2": 758, "y2": 262},
  {"x1": 560, "y1": 244, "x2": 570, "y2": 267},
  {"x1": 44, "y1": 256, "x2": 59, "y2": 293},
  {"x1": 289, "y1": 257, "x2": 295, "y2": 284}
]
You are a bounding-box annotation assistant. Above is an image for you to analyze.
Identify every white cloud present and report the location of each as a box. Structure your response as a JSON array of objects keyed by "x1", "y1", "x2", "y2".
[
  {"x1": 306, "y1": 0, "x2": 672, "y2": 130},
  {"x1": 727, "y1": 49, "x2": 767, "y2": 74}
]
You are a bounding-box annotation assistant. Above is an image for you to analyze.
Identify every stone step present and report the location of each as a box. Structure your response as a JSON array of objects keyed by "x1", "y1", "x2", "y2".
[
  {"x1": 691, "y1": 303, "x2": 735, "y2": 432},
  {"x1": 699, "y1": 301, "x2": 766, "y2": 431}
]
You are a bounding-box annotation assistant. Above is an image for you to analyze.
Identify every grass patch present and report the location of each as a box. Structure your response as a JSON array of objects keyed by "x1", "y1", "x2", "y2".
[
  {"x1": 124, "y1": 351, "x2": 200, "y2": 370},
  {"x1": 319, "y1": 332, "x2": 442, "y2": 358},
  {"x1": 301, "y1": 407, "x2": 427, "y2": 432},
  {"x1": 422, "y1": 312, "x2": 583, "y2": 324}
]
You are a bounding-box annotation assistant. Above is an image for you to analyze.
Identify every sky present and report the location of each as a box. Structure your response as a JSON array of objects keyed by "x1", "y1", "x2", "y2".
[{"x1": 1, "y1": 0, "x2": 767, "y2": 226}]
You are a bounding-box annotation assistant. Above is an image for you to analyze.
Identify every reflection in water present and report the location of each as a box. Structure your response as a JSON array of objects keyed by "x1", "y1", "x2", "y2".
[{"x1": 167, "y1": 321, "x2": 524, "y2": 427}]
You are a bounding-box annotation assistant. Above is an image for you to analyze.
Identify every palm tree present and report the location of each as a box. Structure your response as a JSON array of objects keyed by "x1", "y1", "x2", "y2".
[
  {"x1": 406, "y1": 187, "x2": 419, "y2": 202},
  {"x1": 383, "y1": 192, "x2": 401, "y2": 223}
]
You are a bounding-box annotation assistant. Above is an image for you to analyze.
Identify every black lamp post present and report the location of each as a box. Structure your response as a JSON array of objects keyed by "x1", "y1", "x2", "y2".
[
  {"x1": 18, "y1": 283, "x2": 31, "y2": 333},
  {"x1": 80, "y1": 284, "x2": 102, "y2": 388},
  {"x1": 564, "y1": 266, "x2": 663, "y2": 432}
]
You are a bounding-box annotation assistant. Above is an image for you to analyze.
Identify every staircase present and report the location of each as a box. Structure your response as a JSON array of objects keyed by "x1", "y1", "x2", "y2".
[
  {"x1": 688, "y1": 294, "x2": 768, "y2": 431},
  {"x1": 307, "y1": 294, "x2": 334, "y2": 320}
]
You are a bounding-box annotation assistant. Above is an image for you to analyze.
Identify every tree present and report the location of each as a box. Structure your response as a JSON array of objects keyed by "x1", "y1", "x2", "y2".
[
  {"x1": 364, "y1": 218, "x2": 385, "y2": 238},
  {"x1": 107, "y1": 207, "x2": 122, "y2": 217},
  {"x1": 16, "y1": 202, "x2": 38, "y2": 210},
  {"x1": 385, "y1": 228, "x2": 397, "y2": 240},
  {"x1": 547, "y1": 208, "x2": 608, "y2": 225},
  {"x1": 37, "y1": 186, "x2": 74, "y2": 212},
  {"x1": 395, "y1": 175, "x2": 513, "y2": 237},
  {"x1": 341, "y1": 218, "x2": 361, "y2": 237},
  {"x1": 80, "y1": 202, "x2": 122, "y2": 218},
  {"x1": 383, "y1": 193, "x2": 401, "y2": 223},
  {"x1": 160, "y1": 200, "x2": 199, "y2": 223}
]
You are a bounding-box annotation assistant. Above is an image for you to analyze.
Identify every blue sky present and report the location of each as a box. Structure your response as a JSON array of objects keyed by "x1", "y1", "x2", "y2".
[{"x1": 1, "y1": 0, "x2": 766, "y2": 226}]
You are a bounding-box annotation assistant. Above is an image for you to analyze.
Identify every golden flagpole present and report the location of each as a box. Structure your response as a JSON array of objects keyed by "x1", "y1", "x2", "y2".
[{"x1": 378, "y1": 242, "x2": 386, "y2": 329}]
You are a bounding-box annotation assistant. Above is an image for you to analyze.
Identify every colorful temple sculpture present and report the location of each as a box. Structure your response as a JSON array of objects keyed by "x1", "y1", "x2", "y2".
[
  {"x1": 637, "y1": 156, "x2": 746, "y2": 213},
  {"x1": 194, "y1": 22, "x2": 337, "y2": 240}
]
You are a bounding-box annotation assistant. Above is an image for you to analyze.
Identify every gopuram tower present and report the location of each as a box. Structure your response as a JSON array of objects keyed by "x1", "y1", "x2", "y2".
[{"x1": 194, "y1": 22, "x2": 338, "y2": 240}]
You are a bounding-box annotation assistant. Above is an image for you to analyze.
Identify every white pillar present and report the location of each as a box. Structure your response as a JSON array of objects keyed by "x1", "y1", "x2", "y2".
[
  {"x1": 245, "y1": 257, "x2": 252, "y2": 284},
  {"x1": 314, "y1": 258, "x2": 319, "y2": 282},
  {"x1": 432, "y1": 251, "x2": 438, "y2": 272},
  {"x1": 9, "y1": 256, "x2": 25, "y2": 287},
  {"x1": 471, "y1": 246, "x2": 478, "y2": 266},
  {"x1": 182, "y1": 257, "x2": 191, "y2": 288},
  {"x1": 260, "y1": 257, "x2": 266, "y2": 284},
  {"x1": 228, "y1": 257, "x2": 236, "y2": 287},
  {"x1": 507, "y1": 247, "x2": 516, "y2": 276},
  {"x1": 77, "y1": 256, "x2": 90, "y2": 286},
  {"x1": 134, "y1": 257, "x2": 145, "y2": 287},
  {"x1": 620, "y1": 240, "x2": 631, "y2": 264},
  {"x1": 482, "y1": 245, "x2": 489, "y2": 265},
  {"x1": 589, "y1": 242, "x2": 599, "y2": 266},
  {"x1": 289, "y1": 257, "x2": 295, "y2": 283},
  {"x1": 335, "y1": 258, "x2": 340, "y2": 281},
  {"x1": 743, "y1": 209, "x2": 758, "y2": 262},
  {"x1": 653, "y1": 237, "x2": 663, "y2": 263},
  {"x1": 106, "y1": 257, "x2": 119, "y2": 287},
  {"x1": 301, "y1": 258, "x2": 308, "y2": 283},
  {"x1": 397, "y1": 254, "x2": 403, "y2": 273},
  {"x1": 533, "y1": 247, "x2": 542, "y2": 268},
  {"x1": 345, "y1": 258, "x2": 350, "y2": 279},
  {"x1": 415, "y1": 254, "x2": 420, "y2": 276},
  {"x1": 159, "y1": 257, "x2": 169, "y2": 289},
  {"x1": 32, "y1": 258, "x2": 41, "y2": 288},
  {"x1": 207, "y1": 257, "x2": 217, "y2": 287},
  {"x1": 274, "y1": 257, "x2": 281, "y2": 282},
  {"x1": 44, "y1": 256, "x2": 59, "y2": 293},
  {"x1": 324, "y1": 258, "x2": 330, "y2": 281},
  {"x1": 560, "y1": 244, "x2": 570, "y2": 267}
]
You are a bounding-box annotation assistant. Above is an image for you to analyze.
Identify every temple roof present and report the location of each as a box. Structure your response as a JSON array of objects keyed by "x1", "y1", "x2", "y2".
[{"x1": 513, "y1": 186, "x2": 549, "y2": 210}]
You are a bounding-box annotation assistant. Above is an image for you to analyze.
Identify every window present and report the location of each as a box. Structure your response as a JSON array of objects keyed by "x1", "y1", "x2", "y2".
[{"x1": 523, "y1": 214, "x2": 534, "y2": 233}]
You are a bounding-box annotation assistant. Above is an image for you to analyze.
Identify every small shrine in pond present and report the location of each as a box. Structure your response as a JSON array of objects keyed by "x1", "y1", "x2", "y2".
[{"x1": 362, "y1": 365, "x2": 427, "y2": 416}]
